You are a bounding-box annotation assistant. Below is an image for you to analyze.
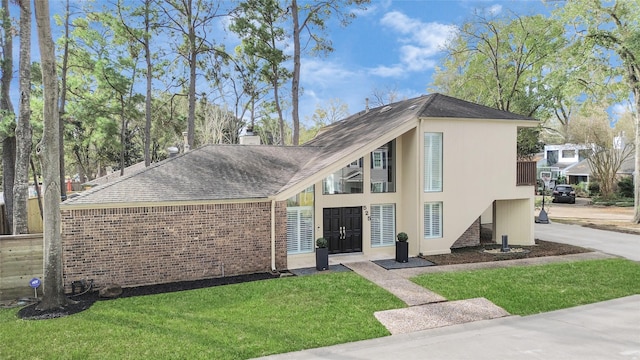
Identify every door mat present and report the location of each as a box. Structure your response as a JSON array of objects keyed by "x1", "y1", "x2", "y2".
[
  {"x1": 288, "y1": 264, "x2": 351, "y2": 276},
  {"x1": 373, "y1": 257, "x2": 435, "y2": 270}
]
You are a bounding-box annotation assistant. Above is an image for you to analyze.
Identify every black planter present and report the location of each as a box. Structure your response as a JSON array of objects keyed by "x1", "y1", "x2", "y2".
[
  {"x1": 316, "y1": 247, "x2": 329, "y2": 271},
  {"x1": 395, "y1": 241, "x2": 409, "y2": 263}
]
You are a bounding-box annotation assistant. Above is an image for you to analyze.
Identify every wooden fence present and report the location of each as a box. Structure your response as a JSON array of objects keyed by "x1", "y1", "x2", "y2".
[
  {"x1": 0, "y1": 233, "x2": 43, "y2": 301},
  {"x1": 0, "y1": 198, "x2": 43, "y2": 235}
]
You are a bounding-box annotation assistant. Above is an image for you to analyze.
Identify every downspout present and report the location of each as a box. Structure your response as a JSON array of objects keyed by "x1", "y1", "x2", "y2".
[{"x1": 270, "y1": 199, "x2": 276, "y2": 272}]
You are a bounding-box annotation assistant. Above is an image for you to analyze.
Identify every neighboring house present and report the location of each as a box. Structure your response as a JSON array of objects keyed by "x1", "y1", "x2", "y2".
[
  {"x1": 542, "y1": 142, "x2": 635, "y2": 185},
  {"x1": 538, "y1": 144, "x2": 592, "y2": 184},
  {"x1": 565, "y1": 155, "x2": 635, "y2": 185},
  {"x1": 60, "y1": 94, "x2": 537, "y2": 291}
]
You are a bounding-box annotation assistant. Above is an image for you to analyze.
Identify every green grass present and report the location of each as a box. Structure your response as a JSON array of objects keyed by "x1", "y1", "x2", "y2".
[
  {"x1": 0, "y1": 272, "x2": 403, "y2": 360},
  {"x1": 412, "y1": 259, "x2": 640, "y2": 316}
]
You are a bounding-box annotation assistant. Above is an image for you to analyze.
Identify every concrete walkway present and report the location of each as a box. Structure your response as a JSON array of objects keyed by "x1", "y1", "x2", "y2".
[
  {"x1": 343, "y1": 261, "x2": 510, "y2": 335},
  {"x1": 343, "y1": 261, "x2": 445, "y2": 306}
]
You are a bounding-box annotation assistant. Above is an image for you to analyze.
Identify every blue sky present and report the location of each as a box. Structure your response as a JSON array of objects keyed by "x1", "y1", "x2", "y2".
[
  {"x1": 16, "y1": 0, "x2": 555, "y2": 126},
  {"x1": 299, "y1": 0, "x2": 554, "y2": 120}
]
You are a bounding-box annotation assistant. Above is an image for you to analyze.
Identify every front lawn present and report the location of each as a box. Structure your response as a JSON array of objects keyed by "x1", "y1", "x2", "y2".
[
  {"x1": 412, "y1": 259, "x2": 640, "y2": 315},
  {"x1": 0, "y1": 272, "x2": 403, "y2": 360}
]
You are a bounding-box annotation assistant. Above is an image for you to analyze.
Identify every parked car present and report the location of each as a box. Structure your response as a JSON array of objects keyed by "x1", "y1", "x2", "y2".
[{"x1": 552, "y1": 185, "x2": 576, "y2": 204}]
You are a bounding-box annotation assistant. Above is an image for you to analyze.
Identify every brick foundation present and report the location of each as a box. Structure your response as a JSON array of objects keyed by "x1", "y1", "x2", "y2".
[
  {"x1": 61, "y1": 201, "x2": 287, "y2": 291},
  {"x1": 451, "y1": 217, "x2": 480, "y2": 249}
]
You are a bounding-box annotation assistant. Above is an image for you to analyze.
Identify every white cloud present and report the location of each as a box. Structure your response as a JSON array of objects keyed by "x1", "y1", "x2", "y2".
[
  {"x1": 301, "y1": 59, "x2": 358, "y2": 88},
  {"x1": 488, "y1": 4, "x2": 503, "y2": 15},
  {"x1": 353, "y1": 0, "x2": 392, "y2": 17},
  {"x1": 369, "y1": 65, "x2": 405, "y2": 78},
  {"x1": 372, "y1": 11, "x2": 457, "y2": 78},
  {"x1": 297, "y1": 58, "x2": 374, "y2": 122}
]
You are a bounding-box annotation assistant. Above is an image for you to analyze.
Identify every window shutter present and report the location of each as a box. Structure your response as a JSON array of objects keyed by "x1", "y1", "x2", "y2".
[
  {"x1": 287, "y1": 207, "x2": 314, "y2": 254},
  {"x1": 424, "y1": 133, "x2": 442, "y2": 192},
  {"x1": 424, "y1": 202, "x2": 442, "y2": 238},
  {"x1": 287, "y1": 210, "x2": 298, "y2": 253},
  {"x1": 371, "y1": 204, "x2": 395, "y2": 247}
]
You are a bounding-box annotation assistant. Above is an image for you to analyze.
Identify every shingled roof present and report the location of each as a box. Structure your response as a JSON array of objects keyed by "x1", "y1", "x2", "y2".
[
  {"x1": 63, "y1": 93, "x2": 535, "y2": 206},
  {"x1": 64, "y1": 145, "x2": 319, "y2": 205}
]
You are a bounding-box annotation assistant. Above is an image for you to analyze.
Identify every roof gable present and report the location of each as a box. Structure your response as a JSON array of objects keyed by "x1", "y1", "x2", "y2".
[{"x1": 64, "y1": 93, "x2": 537, "y2": 206}]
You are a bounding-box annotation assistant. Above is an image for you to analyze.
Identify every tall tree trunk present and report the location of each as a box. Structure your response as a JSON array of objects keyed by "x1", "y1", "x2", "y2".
[
  {"x1": 30, "y1": 158, "x2": 43, "y2": 219},
  {"x1": 186, "y1": 1, "x2": 196, "y2": 151},
  {"x1": 634, "y1": 90, "x2": 640, "y2": 223},
  {"x1": 290, "y1": 0, "x2": 300, "y2": 146},
  {"x1": 13, "y1": 0, "x2": 32, "y2": 235},
  {"x1": 144, "y1": 0, "x2": 152, "y2": 166},
  {"x1": 2, "y1": 137, "x2": 15, "y2": 233},
  {"x1": 187, "y1": 39, "x2": 196, "y2": 150},
  {"x1": 34, "y1": 0, "x2": 68, "y2": 310},
  {"x1": 119, "y1": 95, "x2": 126, "y2": 176},
  {"x1": 59, "y1": 0, "x2": 70, "y2": 201},
  {"x1": 1, "y1": 0, "x2": 15, "y2": 234}
]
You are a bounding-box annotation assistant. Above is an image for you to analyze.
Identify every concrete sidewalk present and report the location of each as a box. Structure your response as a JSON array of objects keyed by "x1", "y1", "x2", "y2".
[{"x1": 257, "y1": 295, "x2": 640, "y2": 360}]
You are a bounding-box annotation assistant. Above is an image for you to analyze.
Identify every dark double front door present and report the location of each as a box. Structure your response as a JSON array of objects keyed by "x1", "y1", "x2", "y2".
[{"x1": 323, "y1": 207, "x2": 362, "y2": 255}]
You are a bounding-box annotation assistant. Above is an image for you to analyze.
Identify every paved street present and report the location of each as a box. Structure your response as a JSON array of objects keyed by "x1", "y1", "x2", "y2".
[{"x1": 258, "y1": 295, "x2": 640, "y2": 360}]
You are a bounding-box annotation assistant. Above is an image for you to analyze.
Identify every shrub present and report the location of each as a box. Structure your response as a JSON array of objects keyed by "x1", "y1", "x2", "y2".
[
  {"x1": 588, "y1": 181, "x2": 600, "y2": 196},
  {"x1": 316, "y1": 237, "x2": 327, "y2": 248},
  {"x1": 574, "y1": 182, "x2": 589, "y2": 197},
  {"x1": 396, "y1": 232, "x2": 408, "y2": 242},
  {"x1": 617, "y1": 176, "x2": 634, "y2": 198}
]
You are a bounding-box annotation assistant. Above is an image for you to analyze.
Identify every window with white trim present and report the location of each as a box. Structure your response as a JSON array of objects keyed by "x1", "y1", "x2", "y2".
[
  {"x1": 372, "y1": 150, "x2": 385, "y2": 169},
  {"x1": 370, "y1": 140, "x2": 396, "y2": 193},
  {"x1": 371, "y1": 204, "x2": 396, "y2": 247},
  {"x1": 287, "y1": 206, "x2": 314, "y2": 254},
  {"x1": 323, "y1": 158, "x2": 363, "y2": 194},
  {"x1": 287, "y1": 186, "x2": 314, "y2": 254},
  {"x1": 424, "y1": 133, "x2": 442, "y2": 192},
  {"x1": 424, "y1": 202, "x2": 442, "y2": 239}
]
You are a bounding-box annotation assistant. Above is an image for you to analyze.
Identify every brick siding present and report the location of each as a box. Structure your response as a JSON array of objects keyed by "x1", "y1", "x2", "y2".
[
  {"x1": 61, "y1": 201, "x2": 287, "y2": 291},
  {"x1": 451, "y1": 217, "x2": 480, "y2": 249}
]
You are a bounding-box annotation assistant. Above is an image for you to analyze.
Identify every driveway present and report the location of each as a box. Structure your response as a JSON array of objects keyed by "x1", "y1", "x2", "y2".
[
  {"x1": 536, "y1": 199, "x2": 640, "y2": 262},
  {"x1": 535, "y1": 222, "x2": 640, "y2": 261}
]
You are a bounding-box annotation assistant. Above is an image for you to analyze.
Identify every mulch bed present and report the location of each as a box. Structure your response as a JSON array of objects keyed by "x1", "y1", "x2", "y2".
[
  {"x1": 18, "y1": 272, "x2": 280, "y2": 320},
  {"x1": 421, "y1": 239, "x2": 592, "y2": 266},
  {"x1": 17, "y1": 239, "x2": 591, "y2": 320}
]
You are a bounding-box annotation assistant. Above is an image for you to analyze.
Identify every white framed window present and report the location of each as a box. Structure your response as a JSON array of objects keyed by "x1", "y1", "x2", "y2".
[
  {"x1": 371, "y1": 204, "x2": 396, "y2": 247},
  {"x1": 371, "y1": 181, "x2": 386, "y2": 193},
  {"x1": 372, "y1": 150, "x2": 385, "y2": 169},
  {"x1": 424, "y1": 133, "x2": 442, "y2": 192},
  {"x1": 287, "y1": 206, "x2": 314, "y2": 254},
  {"x1": 424, "y1": 202, "x2": 442, "y2": 239}
]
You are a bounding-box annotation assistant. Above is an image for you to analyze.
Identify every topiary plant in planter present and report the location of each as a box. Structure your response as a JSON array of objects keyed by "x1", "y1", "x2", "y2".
[
  {"x1": 315, "y1": 237, "x2": 329, "y2": 271},
  {"x1": 395, "y1": 232, "x2": 409, "y2": 263}
]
